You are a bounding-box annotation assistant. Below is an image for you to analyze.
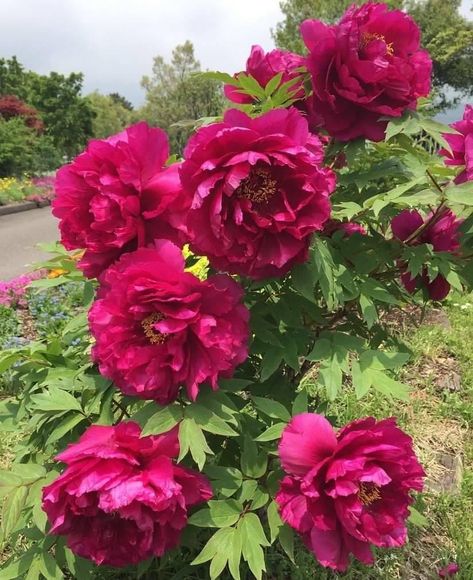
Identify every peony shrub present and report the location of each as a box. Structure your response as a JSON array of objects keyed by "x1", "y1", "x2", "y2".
[{"x1": 1, "y1": 2, "x2": 473, "y2": 578}]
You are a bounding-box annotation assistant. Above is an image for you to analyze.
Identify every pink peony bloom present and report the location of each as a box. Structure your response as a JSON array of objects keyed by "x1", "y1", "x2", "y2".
[
  {"x1": 301, "y1": 2, "x2": 432, "y2": 141},
  {"x1": 88, "y1": 240, "x2": 249, "y2": 403},
  {"x1": 42, "y1": 421, "x2": 212, "y2": 567},
  {"x1": 224, "y1": 45, "x2": 305, "y2": 104},
  {"x1": 275, "y1": 413, "x2": 424, "y2": 572},
  {"x1": 323, "y1": 219, "x2": 366, "y2": 238},
  {"x1": 52, "y1": 122, "x2": 185, "y2": 279},
  {"x1": 440, "y1": 104, "x2": 473, "y2": 184},
  {"x1": 179, "y1": 107, "x2": 334, "y2": 279},
  {"x1": 439, "y1": 563, "x2": 460, "y2": 577},
  {"x1": 391, "y1": 209, "x2": 462, "y2": 300}
]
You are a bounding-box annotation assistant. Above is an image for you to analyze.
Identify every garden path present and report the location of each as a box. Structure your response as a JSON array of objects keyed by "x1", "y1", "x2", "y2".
[{"x1": 0, "y1": 207, "x2": 58, "y2": 279}]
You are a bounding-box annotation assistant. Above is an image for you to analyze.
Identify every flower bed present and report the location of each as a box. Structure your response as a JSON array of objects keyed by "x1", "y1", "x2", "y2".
[{"x1": 0, "y1": 175, "x2": 54, "y2": 207}]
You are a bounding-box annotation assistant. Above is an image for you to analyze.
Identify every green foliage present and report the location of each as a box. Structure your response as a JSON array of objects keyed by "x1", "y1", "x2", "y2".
[
  {"x1": 0, "y1": 56, "x2": 94, "y2": 160},
  {"x1": 0, "y1": 118, "x2": 60, "y2": 177},
  {"x1": 140, "y1": 41, "x2": 224, "y2": 153},
  {"x1": 86, "y1": 92, "x2": 134, "y2": 139}
]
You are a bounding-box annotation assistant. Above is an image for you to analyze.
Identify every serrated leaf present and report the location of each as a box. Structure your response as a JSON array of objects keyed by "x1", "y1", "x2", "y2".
[
  {"x1": 205, "y1": 466, "x2": 242, "y2": 498},
  {"x1": 260, "y1": 348, "x2": 283, "y2": 381},
  {"x1": 359, "y1": 293, "x2": 377, "y2": 328},
  {"x1": 252, "y1": 397, "x2": 290, "y2": 422},
  {"x1": 30, "y1": 387, "x2": 83, "y2": 413},
  {"x1": 178, "y1": 417, "x2": 213, "y2": 470},
  {"x1": 279, "y1": 525, "x2": 295, "y2": 563},
  {"x1": 254, "y1": 422, "x2": 286, "y2": 442},
  {"x1": 185, "y1": 404, "x2": 238, "y2": 436},
  {"x1": 189, "y1": 499, "x2": 242, "y2": 528},
  {"x1": 142, "y1": 405, "x2": 182, "y2": 436},
  {"x1": 359, "y1": 350, "x2": 410, "y2": 371},
  {"x1": 306, "y1": 338, "x2": 331, "y2": 361},
  {"x1": 1, "y1": 485, "x2": 28, "y2": 540},
  {"x1": 241, "y1": 436, "x2": 267, "y2": 478},
  {"x1": 292, "y1": 389, "x2": 308, "y2": 415},
  {"x1": 191, "y1": 527, "x2": 234, "y2": 566},
  {"x1": 267, "y1": 501, "x2": 283, "y2": 543},
  {"x1": 352, "y1": 360, "x2": 371, "y2": 399},
  {"x1": 368, "y1": 369, "x2": 410, "y2": 401}
]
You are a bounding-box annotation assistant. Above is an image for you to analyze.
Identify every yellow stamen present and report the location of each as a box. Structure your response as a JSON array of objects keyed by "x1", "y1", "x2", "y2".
[
  {"x1": 235, "y1": 166, "x2": 278, "y2": 204},
  {"x1": 358, "y1": 482, "x2": 381, "y2": 506},
  {"x1": 141, "y1": 313, "x2": 167, "y2": 345},
  {"x1": 360, "y1": 32, "x2": 394, "y2": 56}
]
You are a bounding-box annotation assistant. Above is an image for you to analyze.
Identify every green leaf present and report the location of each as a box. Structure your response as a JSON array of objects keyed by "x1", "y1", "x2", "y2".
[
  {"x1": 241, "y1": 436, "x2": 267, "y2": 479},
  {"x1": 319, "y1": 358, "x2": 343, "y2": 401},
  {"x1": 279, "y1": 525, "x2": 295, "y2": 563},
  {"x1": 30, "y1": 387, "x2": 83, "y2": 413},
  {"x1": 254, "y1": 422, "x2": 286, "y2": 442},
  {"x1": 1, "y1": 485, "x2": 28, "y2": 540},
  {"x1": 260, "y1": 348, "x2": 283, "y2": 381},
  {"x1": 264, "y1": 72, "x2": 283, "y2": 96},
  {"x1": 46, "y1": 412, "x2": 86, "y2": 445},
  {"x1": 189, "y1": 499, "x2": 242, "y2": 528},
  {"x1": 204, "y1": 466, "x2": 242, "y2": 498},
  {"x1": 409, "y1": 506, "x2": 428, "y2": 527},
  {"x1": 267, "y1": 500, "x2": 283, "y2": 543},
  {"x1": 185, "y1": 404, "x2": 238, "y2": 436},
  {"x1": 359, "y1": 350, "x2": 410, "y2": 371},
  {"x1": 24, "y1": 555, "x2": 41, "y2": 580},
  {"x1": 228, "y1": 526, "x2": 242, "y2": 580},
  {"x1": 240, "y1": 513, "x2": 269, "y2": 580},
  {"x1": 191, "y1": 527, "x2": 234, "y2": 566},
  {"x1": 291, "y1": 263, "x2": 316, "y2": 303},
  {"x1": 351, "y1": 360, "x2": 372, "y2": 399},
  {"x1": 359, "y1": 293, "x2": 377, "y2": 328},
  {"x1": 368, "y1": 369, "x2": 410, "y2": 401},
  {"x1": 142, "y1": 404, "x2": 182, "y2": 436},
  {"x1": 38, "y1": 551, "x2": 64, "y2": 580},
  {"x1": 178, "y1": 417, "x2": 213, "y2": 470},
  {"x1": 306, "y1": 338, "x2": 332, "y2": 361},
  {"x1": 252, "y1": 397, "x2": 291, "y2": 422},
  {"x1": 238, "y1": 480, "x2": 258, "y2": 503},
  {"x1": 0, "y1": 471, "x2": 23, "y2": 498},
  {"x1": 445, "y1": 181, "x2": 473, "y2": 205},
  {"x1": 292, "y1": 389, "x2": 308, "y2": 415}
]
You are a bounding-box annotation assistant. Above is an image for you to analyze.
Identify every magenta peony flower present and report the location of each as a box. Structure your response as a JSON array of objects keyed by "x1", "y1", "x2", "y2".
[
  {"x1": 391, "y1": 209, "x2": 462, "y2": 300},
  {"x1": 52, "y1": 122, "x2": 185, "y2": 278},
  {"x1": 224, "y1": 45, "x2": 305, "y2": 104},
  {"x1": 440, "y1": 104, "x2": 473, "y2": 184},
  {"x1": 88, "y1": 240, "x2": 249, "y2": 403},
  {"x1": 323, "y1": 219, "x2": 366, "y2": 238},
  {"x1": 275, "y1": 413, "x2": 424, "y2": 572},
  {"x1": 301, "y1": 2, "x2": 432, "y2": 141},
  {"x1": 439, "y1": 563, "x2": 460, "y2": 577},
  {"x1": 42, "y1": 421, "x2": 212, "y2": 567},
  {"x1": 179, "y1": 107, "x2": 334, "y2": 279}
]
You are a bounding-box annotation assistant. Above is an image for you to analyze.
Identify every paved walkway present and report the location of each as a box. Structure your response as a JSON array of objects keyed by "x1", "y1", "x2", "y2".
[{"x1": 0, "y1": 207, "x2": 59, "y2": 280}]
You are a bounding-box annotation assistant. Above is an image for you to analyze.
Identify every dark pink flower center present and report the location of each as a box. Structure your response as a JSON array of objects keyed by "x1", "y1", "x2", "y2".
[
  {"x1": 358, "y1": 482, "x2": 381, "y2": 506},
  {"x1": 141, "y1": 313, "x2": 168, "y2": 345},
  {"x1": 235, "y1": 166, "x2": 278, "y2": 204},
  {"x1": 360, "y1": 31, "x2": 394, "y2": 56}
]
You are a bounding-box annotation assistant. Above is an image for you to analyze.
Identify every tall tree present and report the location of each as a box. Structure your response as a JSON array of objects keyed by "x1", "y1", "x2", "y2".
[
  {"x1": 87, "y1": 92, "x2": 133, "y2": 139},
  {"x1": 109, "y1": 92, "x2": 134, "y2": 111},
  {"x1": 140, "y1": 41, "x2": 224, "y2": 153},
  {"x1": 0, "y1": 57, "x2": 94, "y2": 158},
  {"x1": 272, "y1": 0, "x2": 473, "y2": 107}
]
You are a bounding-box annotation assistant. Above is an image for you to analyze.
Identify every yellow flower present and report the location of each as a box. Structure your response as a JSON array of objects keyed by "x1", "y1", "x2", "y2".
[
  {"x1": 183, "y1": 245, "x2": 209, "y2": 280},
  {"x1": 48, "y1": 268, "x2": 68, "y2": 279}
]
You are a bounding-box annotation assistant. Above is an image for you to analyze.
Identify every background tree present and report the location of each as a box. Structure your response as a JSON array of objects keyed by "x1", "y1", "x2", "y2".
[
  {"x1": 0, "y1": 57, "x2": 94, "y2": 159},
  {"x1": 87, "y1": 91, "x2": 133, "y2": 139},
  {"x1": 108, "y1": 92, "x2": 134, "y2": 111},
  {"x1": 272, "y1": 0, "x2": 472, "y2": 108},
  {"x1": 140, "y1": 41, "x2": 224, "y2": 153}
]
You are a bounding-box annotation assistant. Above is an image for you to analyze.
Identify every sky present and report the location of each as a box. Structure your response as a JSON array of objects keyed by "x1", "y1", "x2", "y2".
[{"x1": 0, "y1": 0, "x2": 472, "y2": 109}]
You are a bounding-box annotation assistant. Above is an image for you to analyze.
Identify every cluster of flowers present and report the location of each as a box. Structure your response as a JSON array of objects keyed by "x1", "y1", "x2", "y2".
[
  {"x1": 0, "y1": 270, "x2": 45, "y2": 308},
  {"x1": 43, "y1": 1, "x2": 471, "y2": 573},
  {"x1": 26, "y1": 175, "x2": 55, "y2": 205}
]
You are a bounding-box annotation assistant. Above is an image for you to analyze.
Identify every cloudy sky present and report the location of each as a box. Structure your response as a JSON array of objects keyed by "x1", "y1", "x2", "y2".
[{"x1": 1, "y1": 0, "x2": 472, "y2": 108}]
